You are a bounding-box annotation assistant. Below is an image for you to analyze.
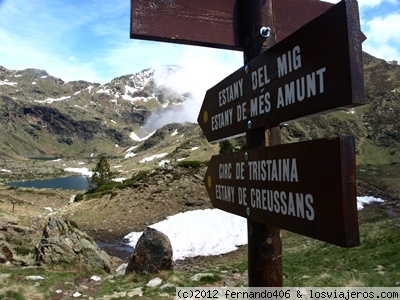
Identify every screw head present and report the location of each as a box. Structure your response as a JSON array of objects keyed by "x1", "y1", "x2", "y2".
[
  {"x1": 245, "y1": 65, "x2": 250, "y2": 74},
  {"x1": 246, "y1": 207, "x2": 251, "y2": 216},
  {"x1": 260, "y1": 26, "x2": 271, "y2": 38},
  {"x1": 244, "y1": 152, "x2": 249, "y2": 160},
  {"x1": 247, "y1": 120, "x2": 252, "y2": 129}
]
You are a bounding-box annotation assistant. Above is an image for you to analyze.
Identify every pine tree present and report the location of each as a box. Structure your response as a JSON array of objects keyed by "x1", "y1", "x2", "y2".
[{"x1": 89, "y1": 155, "x2": 115, "y2": 189}]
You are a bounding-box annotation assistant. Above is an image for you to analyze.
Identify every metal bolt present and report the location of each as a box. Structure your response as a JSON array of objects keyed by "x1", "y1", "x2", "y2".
[
  {"x1": 245, "y1": 65, "x2": 250, "y2": 74},
  {"x1": 247, "y1": 120, "x2": 252, "y2": 129},
  {"x1": 244, "y1": 152, "x2": 249, "y2": 160},
  {"x1": 246, "y1": 207, "x2": 251, "y2": 216},
  {"x1": 260, "y1": 26, "x2": 271, "y2": 38}
]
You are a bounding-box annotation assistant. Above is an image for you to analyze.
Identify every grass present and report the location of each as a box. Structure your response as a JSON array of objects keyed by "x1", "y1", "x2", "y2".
[
  {"x1": 0, "y1": 265, "x2": 89, "y2": 300},
  {"x1": 282, "y1": 206, "x2": 400, "y2": 286},
  {"x1": 1, "y1": 205, "x2": 399, "y2": 299}
]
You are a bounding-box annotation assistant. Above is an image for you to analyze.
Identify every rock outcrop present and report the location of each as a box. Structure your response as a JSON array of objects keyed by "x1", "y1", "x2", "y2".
[
  {"x1": 125, "y1": 227, "x2": 172, "y2": 275},
  {"x1": 0, "y1": 242, "x2": 14, "y2": 263},
  {"x1": 35, "y1": 217, "x2": 111, "y2": 272}
]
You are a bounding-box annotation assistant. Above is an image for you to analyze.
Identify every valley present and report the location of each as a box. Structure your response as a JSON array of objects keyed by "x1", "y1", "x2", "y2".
[{"x1": 0, "y1": 52, "x2": 400, "y2": 298}]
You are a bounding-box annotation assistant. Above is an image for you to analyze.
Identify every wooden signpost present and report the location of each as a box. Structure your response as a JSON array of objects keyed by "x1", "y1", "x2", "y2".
[
  {"x1": 130, "y1": 0, "x2": 333, "y2": 50},
  {"x1": 198, "y1": 0, "x2": 365, "y2": 142},
  {"x1": 131, "y1": 0, "x2": 365, "y2": 287},
  {"x1": 204, "y1": 136, "x2": 359, "y2": 247}
]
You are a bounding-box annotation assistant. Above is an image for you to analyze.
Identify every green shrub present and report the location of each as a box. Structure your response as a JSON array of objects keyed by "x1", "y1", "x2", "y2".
[
  {"x1": 177, "y1": 160, "x2": 203, "y2": 169},
  {"x1": 74, "y1": 193, "x2": 84, "y2": 202},
  {"x1": 219, "y1": 140, "x2": 234, "y2": 154},
  {"x1": 14, "y1": 245, "x2": 32, "y2": 256}
]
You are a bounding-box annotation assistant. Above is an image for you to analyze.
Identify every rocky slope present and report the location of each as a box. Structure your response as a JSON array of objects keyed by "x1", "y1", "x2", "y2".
[
  {"x1": 0, "y1": 52, "x2": 399, "y2": 167},
  {"x1": 0, "y1": 65, "x2": 188, "y2": 159}
]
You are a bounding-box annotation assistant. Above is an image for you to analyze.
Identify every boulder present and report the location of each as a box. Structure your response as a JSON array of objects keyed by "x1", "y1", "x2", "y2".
[
  {"x1": 35, "y1": 217, "x2": 111, "y2": 272},
  {"x1": 0, "y1": 242, "x2": 14, "y2": 263},
  {"x1": 125, "y1": 227, "x2": 172, "y2": 275}
]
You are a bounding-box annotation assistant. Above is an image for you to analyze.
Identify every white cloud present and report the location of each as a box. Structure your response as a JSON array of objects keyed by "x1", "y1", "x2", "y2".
[
  {"x1": 362, "y1": 11, "x2": 400, "y2": 62},
  {"x1": 322, "y1": 0, "x2": 400, "y2": 62},
  {"x1": 141, "y1": 46, "x2": 242, "y2": 129},
  {"x1": 363, "y1": 13, "x2": 400, "y2": 44}
]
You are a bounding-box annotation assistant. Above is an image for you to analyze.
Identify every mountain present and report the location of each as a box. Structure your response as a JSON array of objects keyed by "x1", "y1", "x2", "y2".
[
  {"x1": 0, "y1": 65, "x2": 193, "y2": 160},
  {"x1": 0, "y1": 52, "x2": 400, "y2": 168}
]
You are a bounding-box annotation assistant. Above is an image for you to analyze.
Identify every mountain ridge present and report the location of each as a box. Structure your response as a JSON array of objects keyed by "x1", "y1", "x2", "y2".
[{"x1": 0, "y1": 52, "x2": 399, "y2": 168}]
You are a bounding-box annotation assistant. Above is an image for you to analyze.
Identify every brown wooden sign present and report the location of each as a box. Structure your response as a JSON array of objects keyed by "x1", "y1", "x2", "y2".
[
  {"x1": 198, "y1": 0, "x2": 365, "y2": 142},
  {"x1": 130, "y1": 0, "x2": 333, "y2": 50},
  {"x1": 204, "y1": 136, "x2": 360, "y2": 247}
]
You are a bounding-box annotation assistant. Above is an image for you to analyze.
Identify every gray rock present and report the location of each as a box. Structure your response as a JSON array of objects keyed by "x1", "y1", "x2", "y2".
[
  {"x1": 160, "y1": 283, "x2": 175, "y2": 290},
  {"x1": 0, "y1": 213, "x2": 19, "y2": 231},
  {"x1": 115, "y1": 263, "x2": 128, "y2": 276},
  {"x1": 25, "y1": 275, "x2": 44, "y2": 280},
  {"x1": 125, "y1": 227, "x2": 172, "y2": 275},
  {"x1": 35, "y1": 217, "x2": 111, "y2": 272},
  {"x1": 146, "y1": 277, "x2": 163, "y2": 287},
  {"x1": 127, "y1": 287, "x2": 143, "y2": 297}
]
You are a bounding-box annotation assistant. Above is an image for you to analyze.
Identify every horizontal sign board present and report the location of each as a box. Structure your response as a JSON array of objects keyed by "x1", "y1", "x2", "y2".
[
  {"x1": 130, "y1": 0, "x2": 332, "y2": 50},
  {"x1": 198, "y1": 0, "x2": 365, "y2": 142},
  {"x1": 204, "y1": 136, "x2": 359, "y2": 247}
]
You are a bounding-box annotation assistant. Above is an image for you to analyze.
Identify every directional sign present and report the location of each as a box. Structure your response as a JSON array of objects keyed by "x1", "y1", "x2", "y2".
[
  {"x1": 204, "y1": 136, "x2": 359, "y2": 247},
  {"x1": 130, "y1": 0, "x2": 333, "y2": 50},
  {"x1": 198, "y1": 0, "x2": 365, "y2": 142}
]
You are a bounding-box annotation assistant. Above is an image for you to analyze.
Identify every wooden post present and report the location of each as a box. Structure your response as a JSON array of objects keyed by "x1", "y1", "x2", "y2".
[{"x1": 243, "y1": 0, "x2": 282, "y2": 287}]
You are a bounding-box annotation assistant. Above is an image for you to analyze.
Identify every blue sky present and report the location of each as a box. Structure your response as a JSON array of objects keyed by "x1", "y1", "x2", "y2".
[{"x1": 0, "y1": 0, "x2": 399, "y2": 84}]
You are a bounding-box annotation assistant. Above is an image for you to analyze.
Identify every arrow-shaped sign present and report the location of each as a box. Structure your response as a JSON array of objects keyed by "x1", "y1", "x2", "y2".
[
  {"x1": 204, "y1": 136, "x2": 359, "y2": 247},
  {"x1": 198, "y1": 0, "x2": 365, "y2": 142}
]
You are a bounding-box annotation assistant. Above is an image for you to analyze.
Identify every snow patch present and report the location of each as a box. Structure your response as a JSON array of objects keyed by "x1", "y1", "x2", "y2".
[
  {"x1": 130, "y1": 131, "x2": 155, "y2": 142},
  {"x1": 125, "y1": 84, "x2": 137, "y2": 95},
  {"x1": 74, "y1": 104, "x2": 88, "y2": 111},
  {"x1": 35, "y1": 96, "x2": 71, "y2": 104},
  {"x1": 113, "y1": 178, "x2": 126, "y2": 182},
  {"x1": 139, "y1": 153, "x2": 168, "y2": 163},
  {"x1": 125, "y1": 209, "x2": 247, "y2": 261},
  {"x1": 125, "y1": 146, "x2": 138, "y2": 152},
  {"x1": 159, "y1": 160, "x2": 170, "y2": 166},
  {"x1": 97, "y1": 88, "x2": 111, "y2": 94},
  {"x1": 357, "y1": 196, "x2": 384, "y2": 210},
  {"x1": 125, "y1": 197, "x2": 386, "y2": 261},
  {"x1": 64, "y1": 167, "x2": 92, "y2": 177},
  {"x1": 125, "y1": 152, "x2": 137, "y2": 158},
  {"x1": 0, "y1": 80, "x2": 17, "y2": 86},
  {"x1": 121, "y1": 94, "x2": 147, "y2": 101}
]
